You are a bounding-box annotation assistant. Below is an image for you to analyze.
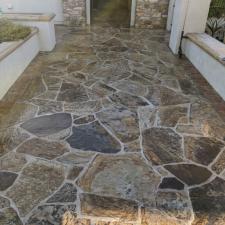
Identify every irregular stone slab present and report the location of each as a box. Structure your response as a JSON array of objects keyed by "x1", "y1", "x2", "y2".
[
  {"x1": 124, "y1": 139, "x2": 141, "y2": 152},
  {"x1": 47, "y1": 183, "x2": 77, "y2": 203},
  {"x1": 93, "y1": 65, "x2": 130, "y2": 83},
  {"x1": 190, "y1": 177, "x2": 225, "y2": 224},
  {"x1": 97, "y1": 106, "x2": 139, "y2": 143},
  {"x1": 132, "y1": 64, "x2": 157, "y2": 79},
  {"x1": 0, "y1": 102, "x2": 37, "y2": 129},
  {"x1": 0, "y1": 172, "x2": 18, "y2": 191},
  {"x1": 66, "y1": 121, "x2": 121, "y2": 153},
  {"x1": 211, "y1": 149, "x2": 225, "y2": 174},
  {"x1": 6, "y1": 161, "x2": 65, "y2": 216},
  {"x1": 178, "y1": 78, "x2": 199, "y2": 95},
  {"x1": 184, "y1": 136, "x2": 224, "y2": 166},
  {"x1": 138, "y1": 106, "x2": 157, "y2": 131},
  {"x1": 0, "y1": 208, "x2": 23, "y2": 225},
  {"x1": 176, "y1": 124, "x2": 204, "y2": 135},
  {"x1": 159, "y1": 177, "x2": 184, "y2": 190},
  {"x1": 57, "y1": 152, "x2": 94, "y2": 166},
  {"x1": 64, "y1": 72, "x2": 87, "y2": 84},
  {"x1": 158, "y1": 105, "x2": 188, "y2": 127},
  {"x1": 74, "y1": 115, "x2": 96, "y2": 125},
  {"x1": 43, "y1": 74, "x2": 62, "y2": 90},
  {"x1": 57, "y1": 82, "x2": 89, "y2": 102},
  {"x1": 31, "y1": 99, "x2": 63, "y2": 115},
  {"x1": 67, "y1": 60, "x2": 86, "y2": 73},
  {"x1": 0, "y1": 152, "x2": 27, "y2": 172},
  {"x1": 0, "y1": 196, "x2": 10, "y2": 209},
  {"x1": 64, "y1": 100, "x2": 102, "y2": 116},
  {"x1": 67, "y1": 166, "x2": 83, "y2": 180},
  {"x1": 0, "y1": 127, "x2": 29, "y2": 157},
  {"x1": 141, "y1": 208, "x2": 188, "y2": 225},
  {"x1": 129, "y1": 74, "x2": 159, "y2": 86},
  {"x1": 80, "y1": 193, "x2": 138, "y2": 221},
  {"x1": 142, "y1": 128, "x2": 183, "y2": 165},
  {"x1": 190, "y1": 100, "x2": 225, "y2": 140},
  {"x1": 109, "y1": 92, "x2": 149, "y2": 109},
  {"x1": 26, "y1": 204, "x2": 77, "y2": 225},
  {"x1": 146, "y1": 86, "x2": 189, "y2": 106},
  {"x1": 90, "y1": 82, "x2": 116, "y2": 99},
  {"x1": 21, "y1": 113, "x2": 72, "y2": 138},
  {"x1": 164, "y1": 164, "x2": 212, "y2": 186},
  {"x1": 17, "y1": 138, "x2": 69, "y2": 160},
  {"x1": 95, "y1": 221, "x2": 133, "y2": 225},
  {"x1": 113, "y1": 80, "x2": 148, "y2": 96},
  {"x1": 78, "y1": 155, "x2": 160, "y2": 204},
  {"x1": 162, "y1": 79, "x2": 180, "y2": 91},
  {"x1": 156, "y1": 191, "x2": 192, "y2": 220},
  {"x1": 102, "y1": 38, "x2": 124, "y2": 47},
  {"x1": 35, "y1": 90, "x2": 58, "y2": 100}
]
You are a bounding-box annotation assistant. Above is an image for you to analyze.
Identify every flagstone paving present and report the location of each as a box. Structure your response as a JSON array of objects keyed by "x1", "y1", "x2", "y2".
[{"x1": 0, "y1": 25, "x2": 225, "y2": 225}]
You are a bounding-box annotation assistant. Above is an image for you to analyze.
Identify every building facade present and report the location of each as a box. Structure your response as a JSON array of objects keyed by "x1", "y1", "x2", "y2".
[{"x1": 63, "y1": 0, "x2": 170, "y2": 28}]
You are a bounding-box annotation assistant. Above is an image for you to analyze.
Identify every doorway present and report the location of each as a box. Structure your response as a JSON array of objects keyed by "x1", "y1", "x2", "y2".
[{"x1": 86, "y1": 0, "x2": 136, "y2": 27}]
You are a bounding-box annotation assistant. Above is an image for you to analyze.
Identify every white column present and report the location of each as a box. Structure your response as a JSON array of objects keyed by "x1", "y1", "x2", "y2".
[
  {"x1": 130, "y1": 0, "x2": 137, "y2": 27},
  {"x1": 86, "y1": 0, "x2": 91, "y2": 25},
  {"x1": 167, "y1": 0, "x2": 175, "y2": 31},
  {"x1": 169, "y1": 0, "x2": 211, "y2": 54}
]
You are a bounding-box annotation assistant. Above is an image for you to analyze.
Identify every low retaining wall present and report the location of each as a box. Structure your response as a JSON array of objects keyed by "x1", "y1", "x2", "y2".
[
  {"x1": 2, "y1": 13, "x2": 56, "y2": 51},
  {"x1": 183, "y1": 33, "x2": 225, "y2": 101},
  {"x1": 0, "y1": 29, "x2": 39, "y2": 99}
]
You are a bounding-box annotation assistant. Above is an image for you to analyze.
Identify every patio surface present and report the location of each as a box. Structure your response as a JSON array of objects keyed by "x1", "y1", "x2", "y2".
[{"x1": 0, "y1": 26, "x2": 225, "y2": 225}]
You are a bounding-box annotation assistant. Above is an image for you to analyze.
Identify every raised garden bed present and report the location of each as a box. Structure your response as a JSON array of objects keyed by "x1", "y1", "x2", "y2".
[{"x1": 0, "y1": 22, "x2": 39, "y2": 99}]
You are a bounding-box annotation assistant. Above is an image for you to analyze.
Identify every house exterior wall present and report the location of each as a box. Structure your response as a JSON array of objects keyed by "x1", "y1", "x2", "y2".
[
  {"x1": 63, "y1": 0, "x2": 86, "y2": 26},
  {"x1": 63, "y1": 0, "x2": 169, "y2": 28},
  {"x1": 135, "y1": 0, "x2": 170, "y2": 28}
]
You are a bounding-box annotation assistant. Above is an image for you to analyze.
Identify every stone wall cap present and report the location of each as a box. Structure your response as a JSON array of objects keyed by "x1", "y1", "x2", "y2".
[
  {"x1": 0, "y1": 28, "x2": 39, "y2": 62},
  {"x1": 187, "y1": 33, "x2": 225, "y2": 66},
  {"x1": 1, "y1": 13, "x2": 56, "y2": 22}
]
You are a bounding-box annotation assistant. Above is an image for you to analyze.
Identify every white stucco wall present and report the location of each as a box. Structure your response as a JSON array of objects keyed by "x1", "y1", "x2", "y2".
[
  {"x1": 0, "y1": 0, "x2": 64, "y2": 24},
  {"x1": 169, "y1": 0, "x2": 211, "y2": 54},
  {"x1": 0, "y1": 33, "x2": 40, "y2": 99},
  {"x1": 183, "y1": 38, "x2": 225, "y2": 101},
  {"x1": 167, "y1": 0, "x2": 175, "y2": 31}
]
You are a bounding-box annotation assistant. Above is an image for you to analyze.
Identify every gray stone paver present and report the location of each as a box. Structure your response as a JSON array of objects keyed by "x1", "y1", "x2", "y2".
[{"x1": 0, "y1": 26, "x2": 225, "y2": 225}]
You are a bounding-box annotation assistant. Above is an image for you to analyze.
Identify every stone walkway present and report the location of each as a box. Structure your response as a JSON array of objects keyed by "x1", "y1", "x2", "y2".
[{"x1": 0, "y1": 26, "x2": 225, "y2": 225}]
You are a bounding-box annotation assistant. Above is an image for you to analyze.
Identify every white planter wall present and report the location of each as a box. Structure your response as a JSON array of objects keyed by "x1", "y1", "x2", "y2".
[
  {"x1": 183, "y1": 37, "x2": 225, "y2": 101},
  {"x1": 14, "y1": 20, "x2": 56, "y2": 51},
  {"x1": 0, "y1": 32, "x2": 40, "y2": 99},
  {"x1": 0, "y1": 0, "x2": 64, "y2": 24}
]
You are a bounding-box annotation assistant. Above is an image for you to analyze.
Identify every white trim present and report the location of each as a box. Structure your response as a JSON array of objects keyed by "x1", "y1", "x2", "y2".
[
  {"x1": 86, "y1": 0, "x2": 91, "y2": 25},
  {"x1": 130, "y1": 0, "x2": 137, "y2": 27}
]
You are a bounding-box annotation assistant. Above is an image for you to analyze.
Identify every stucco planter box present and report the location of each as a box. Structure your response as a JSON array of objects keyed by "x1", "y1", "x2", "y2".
[
  {"x1": 0, "y1": 28, "x2": 39, "y2": 100},
  {"x1": 183, "y1": 33, "x2": 225, "y2": 101},
  {"x1": 2, "y1": 13, "x2": 56, "y2": 51}
]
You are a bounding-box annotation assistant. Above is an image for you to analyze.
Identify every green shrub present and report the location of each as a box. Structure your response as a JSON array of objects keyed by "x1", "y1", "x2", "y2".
[{"x1": 0, "y1": 19, "x2": 31, "y2": 43}]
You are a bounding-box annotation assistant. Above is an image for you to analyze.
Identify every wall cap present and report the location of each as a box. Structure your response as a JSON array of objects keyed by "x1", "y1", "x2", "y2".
[
  {"x1": 187, "y1": 33, "x2": 225, "y2": 66},
  {"x1": 1, "y1": 13, "x2": 56, "y2": 22}
]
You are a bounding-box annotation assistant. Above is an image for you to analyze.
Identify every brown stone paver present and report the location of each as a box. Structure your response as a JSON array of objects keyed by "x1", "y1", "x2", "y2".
[{"x1": 0, "y1": 25, "x2": 225, "y2": 224}]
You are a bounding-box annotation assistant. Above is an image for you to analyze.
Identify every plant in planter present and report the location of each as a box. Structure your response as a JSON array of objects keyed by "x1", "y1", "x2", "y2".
[
  {"x1": 206, "y1": 17, "x2": 225, "y2": 40},
  {"x1": 0, "y1": 19, "x2": 31, "y2": 43}
]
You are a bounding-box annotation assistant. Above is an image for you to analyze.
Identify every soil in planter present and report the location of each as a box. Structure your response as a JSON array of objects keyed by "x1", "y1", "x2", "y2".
[{"x1": 0, "y1": 19, "x2": 31, "y2": 43}]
